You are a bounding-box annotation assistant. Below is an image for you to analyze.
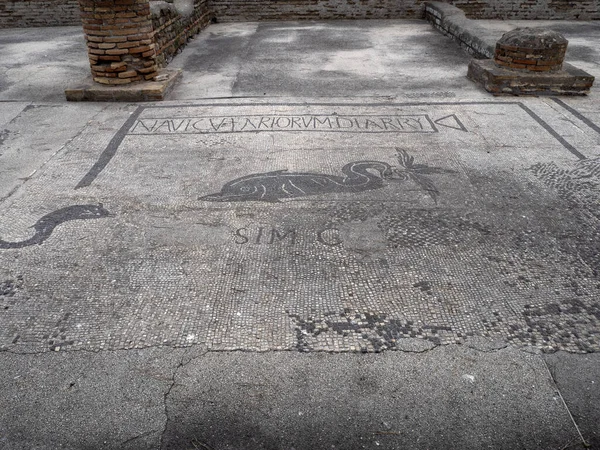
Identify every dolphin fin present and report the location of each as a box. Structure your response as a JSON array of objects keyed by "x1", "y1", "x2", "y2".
[{"x1": 262, "y1": 169, "x2": 289, "y2": 176}]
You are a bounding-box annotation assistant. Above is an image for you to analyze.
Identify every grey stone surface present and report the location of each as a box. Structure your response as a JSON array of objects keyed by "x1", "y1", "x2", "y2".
[
  {"x1": 425, "y1": 2, "x2": 497, "y2": 58},
  {"x1": 0, "y1": 345, "x2": 587, "y2": 450},
  {"x1": 0, "y1": 102, "x2": 28, "y2": 128},
  {"x1": 0, "y1": 347, "x2": 183, "y2": 450},
  {"x1": 1, "y1": 19, "x2": 598, "y2": 103},
  {"x1": 496, "y1": 27, "x2": 568, "y2": 49},
  {"x1": 0, "y1": 27, "x2": 89, "y2": 102},
  {"x1": 168, "y1": 20, "x2": 482, "y2": 99},
  {"x1": 162, "y1": 347, "x2": 580, "y2": 450},
  {"x1": 544, "y1": 352, "x2": 600, "y2": 449}
]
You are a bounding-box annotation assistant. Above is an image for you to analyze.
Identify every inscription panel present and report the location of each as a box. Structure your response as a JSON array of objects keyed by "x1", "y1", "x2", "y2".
[{"x1": 129, "y1": 114, "x2": 439, "y2": 134}]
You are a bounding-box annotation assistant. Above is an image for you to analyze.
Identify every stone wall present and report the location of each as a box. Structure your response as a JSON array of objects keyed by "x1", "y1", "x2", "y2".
[
  {"x1": 425, "y1": 2, "x2": 495, "y2": 58},
  {"x1": 0, "y1": 0, "x2": 81, "y2": 28},
  {"x1": 151, "y1": 0, "x2": 212, "y2": 67}
]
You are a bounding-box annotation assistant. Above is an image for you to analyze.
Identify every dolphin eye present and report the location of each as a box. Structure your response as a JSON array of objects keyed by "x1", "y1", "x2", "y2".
[{"x1": 240, "y1": 186, "x2": 253, "y2": 193}]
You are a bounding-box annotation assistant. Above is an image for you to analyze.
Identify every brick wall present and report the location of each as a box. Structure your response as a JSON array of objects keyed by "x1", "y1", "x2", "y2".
[
  {"x1": 151, "y1": 0, "x2": 212, "y2": 67},
  {"x1": 450, "y1": 0, "x2": 599, "y2": 20},
  {"x1": 0, "y1": 0, "x2": 81, "y2": 28},
  {"x1": 209, "y1": 0, "x2": 427, "y2": 21},
  {"x1": 1, "y1": 0, "x2": 598, "y2": 30},
  {"x1": 209, "y1": 0, "x2": 599, "y2": 21}
]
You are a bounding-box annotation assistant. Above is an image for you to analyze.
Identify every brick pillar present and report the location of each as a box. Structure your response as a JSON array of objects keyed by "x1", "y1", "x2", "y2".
[{"x1": 78, "y1": 0, "x2": 158, "y2": 85}]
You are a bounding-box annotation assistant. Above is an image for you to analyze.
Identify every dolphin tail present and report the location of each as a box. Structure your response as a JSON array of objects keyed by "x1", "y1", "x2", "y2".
[{"x1": 0, "y1": 236, "x2": 41, "y2": 249}]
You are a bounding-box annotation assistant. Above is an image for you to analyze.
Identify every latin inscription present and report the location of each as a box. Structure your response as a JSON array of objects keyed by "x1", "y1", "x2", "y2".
[
  {"x1": 129, "y1": 115, "x2": 438, "y2": 134},
  {"x1": 235, "y1": 227, "x2": 342, "y2": 246}
]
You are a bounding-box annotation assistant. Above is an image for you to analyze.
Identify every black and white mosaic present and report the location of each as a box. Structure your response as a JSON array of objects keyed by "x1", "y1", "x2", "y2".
[
  {"x1": 1, "y1": 101, "x2": 599, "y2": 354},
  {"x1": 0, "y1": 204, "x2": 110, "y2": 249},
  {"x1": 200, "y1": 149, "x2": 453, "y2": 203}
]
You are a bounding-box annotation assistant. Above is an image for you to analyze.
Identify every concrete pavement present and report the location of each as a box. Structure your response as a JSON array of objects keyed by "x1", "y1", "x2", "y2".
[{"x1": 1, "y1": 18, "x2": 600, "y2": 449}]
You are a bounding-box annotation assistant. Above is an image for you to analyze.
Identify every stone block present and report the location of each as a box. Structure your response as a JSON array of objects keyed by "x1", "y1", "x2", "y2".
[
  {"x1": 65, "y1": 68, "x2": 181, "y2": 102},
  {"x1": 467, "y1": 59, "x2": 595, "y2": 96}
]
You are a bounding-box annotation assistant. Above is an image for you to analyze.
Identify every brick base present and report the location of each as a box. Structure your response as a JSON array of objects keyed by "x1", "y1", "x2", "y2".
[
  {"x1": 65, "y1": 68, "x2": 181, "y2": 101},
  {"x1": 467, "y1": 59, "x2": 595, "y2": 96}
]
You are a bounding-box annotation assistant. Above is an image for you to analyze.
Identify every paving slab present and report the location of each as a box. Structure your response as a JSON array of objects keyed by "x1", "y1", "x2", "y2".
[
  {"x1": 0, "y1": 347, "x2": 183, "y2": 450},
  {"x1": 0, "y1": 102, "x2": 29, "y2": 127},
  {"x1": 0, "y1": 344, "x2": 584, "y2": 450},
  {"x1": 0, "y1": 102, "x2": 106, "y2": 201},
  {"x1": 162, "y1": 347, "x2": 579, "y2": 450}
]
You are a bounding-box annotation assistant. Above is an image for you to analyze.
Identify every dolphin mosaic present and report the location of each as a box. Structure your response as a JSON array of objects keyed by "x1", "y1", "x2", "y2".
[
  {"x1": 0, "y1": 204, "x2": 111, "y2": 249},
  {"x1": 200, "y1": 149, "x2": 454, "y2": 203},
  {"x1": 200, "y1": 161, "x2": 394, "y2": 203}
]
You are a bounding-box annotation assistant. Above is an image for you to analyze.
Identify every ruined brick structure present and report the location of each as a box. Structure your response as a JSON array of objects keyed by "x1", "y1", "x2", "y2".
[
  {"x1": 151, "y1": 0, "x2": 211, "y2": 67},
  {"x1": 78, "y1": 0, "x2": 160, "y2": 85},
  {"x1": 1, "y1": 0, "x2": 598, "y2": 88},
  {"x1": 73, "y1": 0, "x2": 211, "y2": 86},
  {"x1": 1, "y1": 0, "x2": 598, "y2": 29},
  {"x1": 494, "y1": 28, "x2": 567, "y2": 72},
  {"x1": 449, "y1": 0, "x2": 599, "y2": 20},
  {"x1": 209, "y1": 0, "x2": 599, "y2": 21},
  {"x1": 210, "y1": 0, "x2": 423, "y2": 21},
  {"x1": 467, "y1": 27, "x2": 595, "y2": 95}
]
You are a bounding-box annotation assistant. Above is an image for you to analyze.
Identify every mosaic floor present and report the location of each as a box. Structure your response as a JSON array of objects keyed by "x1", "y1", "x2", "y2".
[{"x1": 1, "y1": 100, "x2": 599, "y2": 353}]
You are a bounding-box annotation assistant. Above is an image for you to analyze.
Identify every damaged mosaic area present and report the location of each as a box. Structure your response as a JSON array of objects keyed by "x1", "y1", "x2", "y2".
[{"x1": 0, "y1": 102, "x2": 599, "y2": 354}]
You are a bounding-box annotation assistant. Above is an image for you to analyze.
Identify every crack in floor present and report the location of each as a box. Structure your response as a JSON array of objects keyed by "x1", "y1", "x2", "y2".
[
  {"x1": 159, "y1": 345, "x2": 209, "y2": 450},
  {"x1": 543, "y1": 358, "x2": 591, "y2": 449}
]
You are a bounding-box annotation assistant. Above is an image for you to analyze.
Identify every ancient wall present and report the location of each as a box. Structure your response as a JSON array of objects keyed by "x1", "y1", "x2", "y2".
[
  {"x1": 450, "y1": 0, "x2": 599, "y2": 20},
  {"x1": 425, "y1": 2, "x2": 494, "y2": 58},
  {"x1": 209, "y1": 0, "x2": 427, "y2": 21},
  {"x1": 0, "y1": 0, "x2": 81, "y2": 28},
  {"x1": 1, "y1": 0, "x2": 598, "y2": 30},
  {"x1": 209, "y1": 0, "x2": 599, "y2": 22},
  {"x1": 151, "y1": 0, "x2": 212, "y2": 67}
]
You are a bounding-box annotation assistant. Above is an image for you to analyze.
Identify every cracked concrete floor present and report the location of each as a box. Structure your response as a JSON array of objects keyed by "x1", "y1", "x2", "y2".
[{"x1": 1, "y1": 344, "x2": 597, "y2": 450}]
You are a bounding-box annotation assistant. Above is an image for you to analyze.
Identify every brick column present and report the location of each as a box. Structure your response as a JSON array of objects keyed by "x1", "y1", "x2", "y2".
[{"x1": 78, "y1": 0, "x2": 158, "y2": 85}]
